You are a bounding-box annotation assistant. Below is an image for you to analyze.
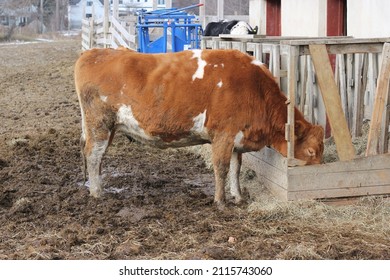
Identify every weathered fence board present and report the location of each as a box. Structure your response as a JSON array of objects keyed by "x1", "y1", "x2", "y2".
[
  {"x1": 366, "y1": 42, "x2": 390, "y2": 156},
  {"x1": 309, "y1": 44, "x2": 355, "y2": 161}
]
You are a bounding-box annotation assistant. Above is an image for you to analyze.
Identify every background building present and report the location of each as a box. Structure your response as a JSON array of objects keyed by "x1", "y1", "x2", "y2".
[{"x1": 249, "y1": 0, "x2": 390, "y2": 38}]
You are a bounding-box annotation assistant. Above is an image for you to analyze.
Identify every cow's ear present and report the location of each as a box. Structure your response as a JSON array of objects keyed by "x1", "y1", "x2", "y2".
[
  {"x1": 295, "y1": 120, "x2": 306, "y2": 139},
  {"x1": 306, "y1": 147, "x2": 316, "y2": 157}
]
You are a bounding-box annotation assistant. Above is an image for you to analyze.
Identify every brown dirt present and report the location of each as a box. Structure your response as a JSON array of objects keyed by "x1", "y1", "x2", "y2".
[{"x1": 1, "y1": 38, "x2": 390, "y2": 260}]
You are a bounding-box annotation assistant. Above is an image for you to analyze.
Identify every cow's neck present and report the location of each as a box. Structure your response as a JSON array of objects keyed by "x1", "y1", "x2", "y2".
[{"x1": 266, "y1": 98, "x2": 308, "y2": 157}]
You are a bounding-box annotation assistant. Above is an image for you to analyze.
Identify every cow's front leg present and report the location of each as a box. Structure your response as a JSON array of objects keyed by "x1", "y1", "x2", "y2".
[
  {"x1": 229, "y1": 151, "x2": 243, "y2": 204},
  {"x1": 211, "y1": 136, "x2": 234, "y2": 208}
]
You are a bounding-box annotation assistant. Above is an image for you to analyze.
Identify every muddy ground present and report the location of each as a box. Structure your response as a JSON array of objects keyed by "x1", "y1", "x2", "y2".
[{"x1": 1, "y1": 37, "x2": 390, "y2": 260}]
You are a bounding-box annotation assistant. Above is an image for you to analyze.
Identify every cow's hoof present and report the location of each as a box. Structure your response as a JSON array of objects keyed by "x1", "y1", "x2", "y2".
[
  {"x1": 89, "y1": 189, "x2": 102, "y2": 198},
  {"x1": 234, "y1": 196, "x2": 245, "y2": 205},
  {"x1": 214, "y1": 201, "x2": 226, "y2": 211}
]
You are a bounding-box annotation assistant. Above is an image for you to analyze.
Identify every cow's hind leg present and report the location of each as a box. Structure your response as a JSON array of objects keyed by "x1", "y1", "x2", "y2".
[
  {"x1": 211, "y1": 135, "x2": 234, "y2": 208},
  {"x1": 84, "y1": 131, "x2": 111, "y2": 197},
  {"x1": 78, "y1": 86, "x2": 116, "y2": 197},
  {"x1": 229, "y1": 151, "x2": 244, "y2": 204}
]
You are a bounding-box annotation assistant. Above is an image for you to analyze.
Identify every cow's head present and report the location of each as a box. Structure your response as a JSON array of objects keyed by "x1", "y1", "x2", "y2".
[
  {"x1": 272, "y1": 120, "x2": 324, "y2": 165},
  {"x1": 294, "y1": 120, "x2": 324, "y2": 164}
]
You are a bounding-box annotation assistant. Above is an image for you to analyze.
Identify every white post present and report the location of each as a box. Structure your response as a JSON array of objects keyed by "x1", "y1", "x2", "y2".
[
  {"x1": 82, "y1": 0, "x2": 86, "y2": 19},
  {"x1": 217, "y1": 0, "x2": 224, "y2": 21},
  {"x1": 152, "y1": 0, "x2": 157, "y2": 10},
  {"x1": 199, "y1": 0, "x2": 205, "y2": 27},
  {"x1": 104, "y1": 0, "x2": 109, "y2": 48},
  {"x1": 113, "y1": 0, "x2": 119, "y2": 18},
  {"x1": 166, "y1": 0, "x2": 172, "y2": 9},
  {"x1": 40, "y1": 0, "x2": 44, "y2": 33},
  {"x1": 250, "y1": 0, "x2": 266, "y2": 35}
]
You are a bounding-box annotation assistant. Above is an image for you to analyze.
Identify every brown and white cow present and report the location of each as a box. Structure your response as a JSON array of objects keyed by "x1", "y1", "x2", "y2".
[{"x1": 74, "y1": 47, "x2": 324, "y2": 206}]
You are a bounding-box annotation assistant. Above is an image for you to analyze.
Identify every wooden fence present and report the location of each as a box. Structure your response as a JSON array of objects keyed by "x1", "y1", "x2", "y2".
[{"x1": 81, "y1": 15, "x2": 137, "y2": 51}]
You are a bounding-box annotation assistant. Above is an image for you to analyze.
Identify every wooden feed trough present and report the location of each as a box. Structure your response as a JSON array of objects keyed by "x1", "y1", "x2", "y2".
[{"x1": 223, "y1": 37, "x2": 390, "y2": 201}]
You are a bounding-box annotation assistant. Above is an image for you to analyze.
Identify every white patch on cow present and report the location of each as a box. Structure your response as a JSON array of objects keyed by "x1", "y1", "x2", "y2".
[
  {"x1": 234, "y1": 131, "x2": 244, "y2": 149},
  {"x1": 217, "y1": 80, "x2": 223, "y2": 88},
  {"x1": 191, "y1": 110, "x2": 206, "y2": 132},
  {"x1": 117, "y1": 105, "x2": 152, "y2": 140},
  {"x1": 230, "y1": 21, "x2": 250, "y2": 35},
  {"x1": 100, "y1": 95, "x2": 108, "y2": 102},
  {"x1": 251, "y1": 59, "x2": 263, "y2": 67},
  {"x1": 191, "y1": 49, "x2": 207, "y2": 81},
  {"x1": 229, "y1": 152, "x2": 242, "y2": 200},
  {"x1": 191, "y1": 110, "x2": 209, "y2": 139}
]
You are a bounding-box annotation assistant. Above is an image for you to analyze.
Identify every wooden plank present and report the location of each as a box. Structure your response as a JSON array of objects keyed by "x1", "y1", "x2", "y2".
[
  {"x1": 352, "y1": 54, "x2": 367, "y2": 138},
  {"x1": 81, "y1": 33, "x2": 90, "y2": 44},
  {"x1": 239, "y1": 41, "x2": 247, "y2": 53},
  {"x1": 309, "y1": 44, "x2": 355, "y2": 161},
  {"x1": 271, "y1": 45, "x2": 281, "y2": 86},
  {"x1": 338, "y1": 54, "x2": 348, "y2": 120},
  {"x1": 306, "y1": 58, "x2": 315, "y2": 123},
  {"x1": 81, "y1": 19, "x2": 90, "y2": 25},
  {"x1": 288, "y1": 184, "x2": 390, "y2": 201},
  {"x1": 242, "y1": 157, "x2": 288, "y2": 190},
  {"x1": 287, "y1": 46, "x2": 299, "y2": 159},
  {"x1": 253, "y1": 43, "x2": 263, "y2": 61},
  {"x1": 289, "y1": 153, "x2": 390, "y2": 175},
  {"x1": 245, "y1": 147, "x2": 288, "y2": 172},
  {"x1": 298, "y1": 56, "x2": 308, "y2": 113},
  {"x1": 379, "y1": 85, "x2": 390, "y2": 153},
  {"x1": 366, "y1": 53, "x2": 378, "y2": 119},
  {"x1": 81, "y1": 41, "x2": 89, "y2": 51},
  {"x1": 299, "y1": 43, "x2": 384, "y2": 56},
  {"x1": 289, "y1": 168, "x2": 390, "y2": 192},
  {"x1": 346, "y1": 53, "x2": 354, "y2": 129},
  {"x1": 366, "y1": 42, "x2": 390, "y2": 155},
  {"x1": 282, "y1": 37, "x2": 390, "y2": 46},
  {"x1": 110, "y1": 27, "x2": 127, "y2": 48},
  {"x1": 243, "y1": 151, "x2": 288, "y2": 201},
  {"x1": 212, "y1": 38, "x2": 220, "y2": 49}
]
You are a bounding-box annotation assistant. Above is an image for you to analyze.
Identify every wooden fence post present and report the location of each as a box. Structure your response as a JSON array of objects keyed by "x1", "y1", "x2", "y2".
[
  {"x1": 89, "y1": 16, "x2": 94, "y2": 49},
  {"x1": 104, "y1": 0, "x2": 110, "y2": 48},
  {"x1": 286, "y1": 46, "x2": 298, "y2": 161},
  {"x1": 366, "y1": 42, "x2": 390, "y2": 156},
  {"x1": 309, "y1": 44, "x2": 355, "y2": 161},
  {"x1": 352, "y1": 54, "x2": 368, "y2": 138}
]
